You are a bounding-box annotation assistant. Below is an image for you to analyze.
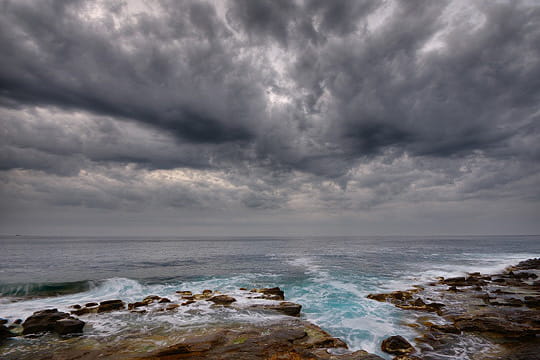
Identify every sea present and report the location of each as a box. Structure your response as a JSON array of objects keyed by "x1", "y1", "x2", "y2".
[{"x1": 1, "y1": 235, "x2": 539, "y2": 359}]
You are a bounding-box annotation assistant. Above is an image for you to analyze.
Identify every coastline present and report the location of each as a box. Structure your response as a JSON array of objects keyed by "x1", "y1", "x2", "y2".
[{"x1": 1, "y1": 258, "x2": 539, "y2": 359}]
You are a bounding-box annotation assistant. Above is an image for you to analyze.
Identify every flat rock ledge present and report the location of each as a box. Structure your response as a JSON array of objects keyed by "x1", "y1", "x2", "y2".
[{"x1": 368, "y1": 258, "x2": 540, "y2": 360}]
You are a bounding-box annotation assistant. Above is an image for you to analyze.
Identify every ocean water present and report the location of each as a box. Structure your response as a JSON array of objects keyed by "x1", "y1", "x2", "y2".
[{"x1": 0, "y1": 235, "x2": 539, "y2": 359}]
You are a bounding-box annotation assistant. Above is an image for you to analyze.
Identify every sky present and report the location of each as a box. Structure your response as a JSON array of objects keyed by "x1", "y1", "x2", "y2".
[{"x1": 0, "y1": 0, "x2": 539, "y2": 236}]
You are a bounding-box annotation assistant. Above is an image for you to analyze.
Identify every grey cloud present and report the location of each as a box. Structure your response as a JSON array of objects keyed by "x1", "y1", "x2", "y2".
[{"x1": 0, "y1": 0, "x2": 539, "y2": 225}]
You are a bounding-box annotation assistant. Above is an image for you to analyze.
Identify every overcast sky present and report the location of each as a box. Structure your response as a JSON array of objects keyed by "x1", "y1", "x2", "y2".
[{"x1": 0, "y1": 0, "x2": 539, "y2": 236}]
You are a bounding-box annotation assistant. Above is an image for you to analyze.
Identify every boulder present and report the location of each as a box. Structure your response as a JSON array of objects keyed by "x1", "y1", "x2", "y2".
[
  {"x1": 53, "y1": 318, "x2": 85, "y2": 335},
  {"x1": 22, "y1": 309, "x2": 85, "y2": 336},
  {"x1": 207, "y1": 295, "x2": 236, "y2": 305},
  {"x1": 158, "y1": 297, "x2": 171, "y2": 303},
  {"x1": 98, "y1": 299, "x2": 125, "y2": 312},
  {"x1": 381, "y1": 335, "x2": 415, "y2": 355}
]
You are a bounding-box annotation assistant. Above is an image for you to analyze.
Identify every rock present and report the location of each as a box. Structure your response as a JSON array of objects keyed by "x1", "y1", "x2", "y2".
[
  {"x1": 137, "y1": 320, "x2": 373, "y2": 360},
  {"x1": 207, "y1": 295, "x2": 236, "y2": 305},
  {"x1": 13, "y1": 319, "x2": 22, "y2": 325},
  {"x1": 181, "y1": 300, "x2": 196, "y2": 306},
  {"x1": 97, "y1": 299, "x2": 125, "y2": 312},
  {"x1": 158, "y1": 297, "x2": 171, "y2": 303},
  {"x1": 381, "y1": 336, "x2": 415, "y2": 355},
  {"x1": 202, "y1": 289, "x2": 213, "y2": 295},
  {"x1": 509, "y1": 258, "x2": 540, "y2": 271},
  {"x1": 440, "y1": 276, "x2": 485, "y2": 287},
  {"x1": 166, "y1": 304, "x2": 180, "y2": 310},
  {"x1": 524, "y1": 296, "x2": 540, "y2": 308},
  {"x1": 239, "y1": 287, "x2": 247, "y2": 290},
  {"x1": 176, "y1": 290, "x2": 192, "y2": 296},
  {"x1": 250, "y1": 302, "x2": 302, "y2": 317},
  {"x1": 22, "y1": 309, "x2": 85, "y2": 336},
  {"x1": 367, "y1": 289, "x2": 419, "y2": 303},
  {"x1": 1, "y1": 325, "x2": 14, "y2": 343},
  {"x1": 142, "y1": 295, "x2": 161, "y2": 304},
  {"x1": 70, "y1": 304, "x2": 81, "y2": 309},
  {"x1": 53, "y1": 318, "x2": 85, "y2": 335},
  {"x1": 128, "y1": 301, "x2": 147, "y2": 310},
  {"x1": 0, "y1": 318, "x2": 7, "y2": 325},
  {"x1": 85, "y1": 302, "x2": 98, "y2": 307},
  {"x1": 251, "y1": 287, "x2": 285, "y2": 300}
]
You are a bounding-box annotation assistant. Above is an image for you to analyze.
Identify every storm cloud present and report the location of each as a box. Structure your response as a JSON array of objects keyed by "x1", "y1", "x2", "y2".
[{"x1": 0, "y1": 0, "x2": 539, "y2": 235}]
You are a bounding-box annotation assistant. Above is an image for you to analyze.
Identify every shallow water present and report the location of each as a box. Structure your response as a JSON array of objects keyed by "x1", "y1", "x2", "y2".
[{"x1": 1, "y1": 235, "x2": 539, "y2": 358}]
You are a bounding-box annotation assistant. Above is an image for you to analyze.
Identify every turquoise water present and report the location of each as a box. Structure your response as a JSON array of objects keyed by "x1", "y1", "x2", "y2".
[{"x1": 1, "y1": 235, "x2": 539, "y2": 358}]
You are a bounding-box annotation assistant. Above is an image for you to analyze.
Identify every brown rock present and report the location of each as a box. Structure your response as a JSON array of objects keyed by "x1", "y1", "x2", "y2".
[
  {"x1": 250, "y1": 302, "x2": 302, "y2": 317},
  {"x1": 97, "y1": 299, "x2": 125, "y2": 312},
  {"x1": 22, "y1": 309, "x2": 85, "y2": 336},
  {"x1": 158, "y1": 297, "x2": 171, "y2": 303},
  {"x1": 207, "y1": 295, "x2": 236, "y2": 305},
  {"x1": 381, "y1": 335, "x2": 415, "y2": 355}
]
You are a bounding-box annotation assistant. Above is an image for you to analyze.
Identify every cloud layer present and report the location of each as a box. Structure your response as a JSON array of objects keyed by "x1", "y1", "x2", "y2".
[{"x1": 1, "y1": 0, "x2": 539, "y2": 235}]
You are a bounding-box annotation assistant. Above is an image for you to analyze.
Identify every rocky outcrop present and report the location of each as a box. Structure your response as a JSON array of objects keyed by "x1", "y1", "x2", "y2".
[
  {"x1": 367, "y1": 258, "x2": 540, "y2": 359},
  {"x1": 22, "y1": 309, "x2": 84, "y2": 336}
]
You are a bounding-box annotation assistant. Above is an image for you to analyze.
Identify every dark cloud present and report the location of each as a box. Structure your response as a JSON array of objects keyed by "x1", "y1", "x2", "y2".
[{"x1": 0, "y1": 0, "x2": 539, "y2": 234}]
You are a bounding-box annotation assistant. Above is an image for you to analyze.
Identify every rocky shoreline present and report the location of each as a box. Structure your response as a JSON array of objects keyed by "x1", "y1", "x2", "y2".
[
  {"x1": 0, "y1": 287, "x2": 383, "y2": 360},
  {"x1": 366, "y1": 258, "x2": 540, "y2": 359},
  {"x1": 1, "y1": 259, "x2": 539, "y2": 359}
]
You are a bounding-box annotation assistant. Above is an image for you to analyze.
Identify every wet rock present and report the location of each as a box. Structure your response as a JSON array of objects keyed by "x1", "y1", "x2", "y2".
[
  {"x1": 239, "y1": 287, "x2": 247, "y2": 290},
  {"x1": 85, "y1": 302, "x2": 98, "y2": 307},
  {"x1": 251, "y1": 287, "x2": 285, "y2": 300},
  {"x1": 97, "y1": 299, "x2": 125, "y2": 312},
  {"x1": 524, "y1": 296, "x2": 540, "y2": 308},
  {"x1": 0, "y1": 318, "x2": 7, "y2": 325},
  {"x1": 138, "y1": 320, "x2": 372, "y2": 360},
  {"x1": 453, "y1": 316, "x2": 538, "y2": 337},
  {"x1": 181, "y1": 300, "x2": 196, "y2": 306},
  {"x1": 509, "y1": 258, "x2": 540, "y2": 271},
  {"x1": 70, "y1": 304, "x2": 81, "y2": 309},
  {"x1": 128, "y1": 301, "x2": 147, "y2": 310},
  {"x1": 381, "y1": 335, "x2": 415, "y2": 355},
  {"x1": 13, "y1": 319, "x2": 22, "y2": 325},
  {"x1": 250, "y1": 302, "x2": 302, "y2": 316},
  {"x1": 207, "y1": 295, "x2": 236, "y2": 305},
  {"x1": 202, "y1": 289, "x2": 213, "y2": 295},
  {"x1": 1, "y1": 325, "x2": 14, "y2": 343},
  {"x1": 176, "y1": 290, "x2": 192, "y2": 296},
  {"x1": 367, "y1": 290, "x2": 418, "y2": 303},
  {"x1": 158, "y1": 297, "x2": 171, "y2": 303},
  {"x1": 53, "y1": 318, "x2": 85, "y2": 335},
  {"x1": 22, "y1": 309, "x2": 85, "y2": 336},
  {"x1": 440, "y1": 276, "x2": 486, "y2": 287},
  {"x1": 166, "y1": 304, "x2": 180, "y2": 310},
  {"x1": 142, "y1": 295, "x2": 161, "y2": 304}
]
